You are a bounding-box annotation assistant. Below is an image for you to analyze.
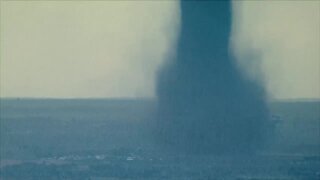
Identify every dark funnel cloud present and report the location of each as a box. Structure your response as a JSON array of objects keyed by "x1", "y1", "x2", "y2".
[{"x1": 155, "y1": 0, "x2": 269, "y2": 154}]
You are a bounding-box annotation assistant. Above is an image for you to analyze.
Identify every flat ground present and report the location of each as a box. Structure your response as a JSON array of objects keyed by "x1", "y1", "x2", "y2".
[{"x1": 0, "y1": 99, "x2": 319, "y2": 179}]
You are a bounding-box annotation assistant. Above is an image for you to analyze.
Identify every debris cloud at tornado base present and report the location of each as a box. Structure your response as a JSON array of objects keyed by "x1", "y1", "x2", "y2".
[{"x1": 155, "y1": 0, "x2": 269, "y2": 154}]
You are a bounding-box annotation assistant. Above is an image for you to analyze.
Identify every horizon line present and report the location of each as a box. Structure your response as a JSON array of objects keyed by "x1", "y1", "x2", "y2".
[{"x1": 0, "y1": 97, "x2": 319, "y2": 102}]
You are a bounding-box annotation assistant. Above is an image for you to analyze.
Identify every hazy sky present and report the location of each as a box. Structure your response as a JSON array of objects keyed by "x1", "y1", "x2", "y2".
[
  {"x1": 232, "y1": 1, "x2": 320, "y2": 100},
  {"x1": 0, "y1": 1, "x2": 319, "y2": 99},
  {"x1": 0, "y1": 1, "x2": 179, "y2": 98}
]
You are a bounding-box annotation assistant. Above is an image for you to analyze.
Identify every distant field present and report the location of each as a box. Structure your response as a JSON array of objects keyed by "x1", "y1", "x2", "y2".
[
  {"x1": 269, "y1": 100, "x2": 320, "y2": 154},
  {"x1": 0, "y1": 99, "x2": 319, "y2": 179},
  {"x1": 0, "y1": 99, "x2": 155, "y2": 160}
]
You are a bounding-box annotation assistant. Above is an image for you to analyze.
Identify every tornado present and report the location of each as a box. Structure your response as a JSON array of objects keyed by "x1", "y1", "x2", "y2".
[{"x1": 155, "y1": 0, "x2": 269, "y2": 154}]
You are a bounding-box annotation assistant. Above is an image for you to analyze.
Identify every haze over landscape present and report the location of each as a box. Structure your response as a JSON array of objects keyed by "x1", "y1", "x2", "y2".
[{"x1": 0, "y1": 1, "x2": 319, "y2": 179}]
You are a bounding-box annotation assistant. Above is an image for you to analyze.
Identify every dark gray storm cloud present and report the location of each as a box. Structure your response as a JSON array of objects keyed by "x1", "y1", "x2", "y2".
[{"x1": 155, "y1": 1, "x2": 269, "y2": 154}]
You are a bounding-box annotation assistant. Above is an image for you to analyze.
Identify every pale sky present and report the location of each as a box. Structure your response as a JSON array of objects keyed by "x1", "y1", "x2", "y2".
[
  {"x1": 231, "y1": 1, "x2": 320, "y2": 100},
  {"x1": 0, "y1": 1, "x2": 319, "y2": 99},
  {"x1": 0, "y1": 1, "x2": 179, "y2": 98}
]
